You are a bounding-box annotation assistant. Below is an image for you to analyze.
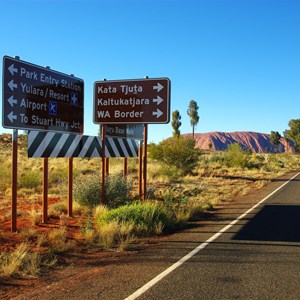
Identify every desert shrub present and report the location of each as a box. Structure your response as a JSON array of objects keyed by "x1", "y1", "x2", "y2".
[
  {"x1": 74, "y1": 174, "x2": 133, "y2": 209},
  {"x1": 105, "y1": 174, "x2": 133, "y2": 208},
  {"x1": 96, "y1": 202, "x2": 173, "y2": 236},
  {"x1": 224, "y1": 143, "x2": 250, "y2": 168},
  {"x1": 73, "y1": 175, "x2": 101, "y2": 208},
  {"x1": 148, "y1": 136, "x2": 201, "y2": 175},
  {"x1": 48, "y1": 166, "x2": 68, "y2": 185},
  {"x1": 19, "y1": 170, "x2": 41, "y2": 189},
  {"x1": 248, "y1": 154, "x2": 265, "y2": 169}
]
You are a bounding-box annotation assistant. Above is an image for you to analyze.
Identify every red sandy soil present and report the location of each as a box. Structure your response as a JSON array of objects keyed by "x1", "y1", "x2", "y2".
[{"x1": 0, "y1": 196, "x2": 159, "y2": 299}]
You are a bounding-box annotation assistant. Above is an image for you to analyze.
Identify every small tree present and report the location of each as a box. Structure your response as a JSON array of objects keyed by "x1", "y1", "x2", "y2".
[
  {"x1": 187, "y1": 100, "x2": 199, "y2": 139},
  {"x1": 270, "y1": 131, "x2": 282, "y2": 153},
  {"x1": 171, "y1": 110, "x2": 182, "y2": 138},
  {"x1": 284, "y1": 119, "x2": 300, "y2": 152}
]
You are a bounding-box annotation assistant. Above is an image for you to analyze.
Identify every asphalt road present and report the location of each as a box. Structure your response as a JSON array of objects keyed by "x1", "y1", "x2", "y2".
[{"x1": 15, "y1": 171, "x2": 300, "y2": 300}]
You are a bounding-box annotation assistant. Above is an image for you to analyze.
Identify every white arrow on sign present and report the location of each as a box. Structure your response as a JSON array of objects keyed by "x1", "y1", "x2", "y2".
[
  {"x1": 8, "y1": 64, "x2": 18, "y2": 76},
  {"x1": 152, "y1": 109, "x2": 163, "y2": 119},
  {"x1": 8, "y1": 96, "x2": 17, "y2": 107},
  {"x1": 153, "y1": 96, "x2": 164, "y2": 105},
  {"x1": 153, "y1": 83, "x2": 164, "y2": 92},
  {"x1": 8, "y1": 79, "x2": 17, "y2": 91},
  {"x1": 7, "y1": 111, "x2": 17, "y2": 123}
]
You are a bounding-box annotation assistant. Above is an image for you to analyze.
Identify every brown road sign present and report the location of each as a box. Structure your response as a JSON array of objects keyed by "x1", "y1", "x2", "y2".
[
  {"x1": 93, "y1": 78, "x2": 170, "y2": 124},
  {"x1": 2, "y1": 56, "x2": 84, "y2": 134}
]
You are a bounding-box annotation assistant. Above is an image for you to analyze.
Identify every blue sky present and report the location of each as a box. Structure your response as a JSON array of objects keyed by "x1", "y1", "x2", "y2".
[{"x1": 1, "y1": 0, "x2": 299, "y2": 143}]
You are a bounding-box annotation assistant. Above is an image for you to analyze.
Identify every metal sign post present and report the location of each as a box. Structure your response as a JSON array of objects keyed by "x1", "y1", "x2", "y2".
[
  {"x1": 42, "y1": 158, "x2": 48, "y2": 223},
  {"x1": 142, "y1": 124, "x2": 148, "y2": 200},
  {"x1": 11, "y1": 129, "x2": 18, "y2": 232},
  {"x1": 68, "y1": 158, "x2": 73, "y2": 217},
  {"x1": 101, "y1": 125, "x2": 106, "y2": 204}
]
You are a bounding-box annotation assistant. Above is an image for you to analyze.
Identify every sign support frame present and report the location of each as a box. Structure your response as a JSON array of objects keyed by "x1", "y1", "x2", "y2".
[
  {"x1": 42, "y1": 158, "x2": 48, "y2": 223},
  {"x1": 11, "y1": 129, "x2": 18, "y2": 232},
  {"x1": 68, "y1": 158, "x2": 73, "y2": 217},
  {"x1": 101, "y1": 125, "x2": 106, "y2": 204},
  {"x1": 142, "y1": 124, "x2": 148, "y2": 200}
]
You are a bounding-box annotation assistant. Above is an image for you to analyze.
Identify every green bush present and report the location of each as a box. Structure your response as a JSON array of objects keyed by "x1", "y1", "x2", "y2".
[
  {"x1": 224, "y1": 143, "x2": 250, "y2": 168},
  {"x1": 105, "y1": 174, "x2": 132, "y2": 208},
  {"x1": 73, "y1": 174, "x2": 133, "y2": 209},
  {"x1": 148, "y1": 136, "x2": 201, "y2": 175},
  {"x1": 96, "y1": 202, "x2": 173, "y2": 235},
  {"x1": 73, "y1": 175, "x2": 101, "y2": 208},
  {"x1": 19, "y1": 171, "x2": 41, "y2": 189}
]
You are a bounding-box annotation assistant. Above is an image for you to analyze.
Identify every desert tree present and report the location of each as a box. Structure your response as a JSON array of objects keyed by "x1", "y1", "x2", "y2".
[
  {"x1": 187, "y1": 100, "x2": 199, "y2": 139},
  {"x1": 270, "y1": 131, "x2": 282, "y2": 153},
  {"x1": 171, "y1": 110, "x2": 182, "y2": 138},
  {"x1": 283, "y1": 118, "x2": 300, "y2": 152}
]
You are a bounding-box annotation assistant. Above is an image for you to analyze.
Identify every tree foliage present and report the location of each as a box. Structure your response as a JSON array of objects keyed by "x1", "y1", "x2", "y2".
[
  {"x1": 148, "y1": 136, "x2": 201, "y2": 175},
  {"x1": 187, "y1": 100, "x2": 199, "y2": 138},
  {"x1": 171, "y1": 110, "x2": 182, "y2": 138},
  {"x1": 284, "y1": 119, "x2": 300, "y2": 152},
  {"x1": 270, "y1": 131, "x2": 282, "y2": 153}
]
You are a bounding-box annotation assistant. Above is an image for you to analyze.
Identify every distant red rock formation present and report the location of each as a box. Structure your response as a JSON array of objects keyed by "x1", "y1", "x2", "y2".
[{"x1": 182, "y1": 132, "x2": 293, "y2": 153}]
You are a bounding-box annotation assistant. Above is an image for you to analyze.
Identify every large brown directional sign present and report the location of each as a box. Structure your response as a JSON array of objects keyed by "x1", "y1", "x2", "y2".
[
  {"x1": 2, "y1": 56, "x2": 84, "y2": 133},
  {"x1": 93, "y1": 78, "x2": 170, "y2": 124}
]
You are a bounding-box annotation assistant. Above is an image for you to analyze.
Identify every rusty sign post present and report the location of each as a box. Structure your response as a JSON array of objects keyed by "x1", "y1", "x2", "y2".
[{"x1": 11, "y1": 129, "x2": 18, "y2": 232}]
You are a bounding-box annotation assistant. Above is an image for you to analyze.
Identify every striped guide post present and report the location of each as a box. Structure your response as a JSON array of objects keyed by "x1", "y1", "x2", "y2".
[{"x1": 28, "y1": 131, "x2": 139, "y2": 158}]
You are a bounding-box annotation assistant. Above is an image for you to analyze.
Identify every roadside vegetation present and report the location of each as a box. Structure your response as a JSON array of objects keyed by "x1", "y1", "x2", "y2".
[{"x1": 1, "y1": 133, "x2": 300, "y2": 279}]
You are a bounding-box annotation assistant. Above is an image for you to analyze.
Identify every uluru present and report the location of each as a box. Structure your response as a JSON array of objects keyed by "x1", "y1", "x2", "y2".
[{"x1": 182, "y1": 132, "x2": 293, "y2": 153}]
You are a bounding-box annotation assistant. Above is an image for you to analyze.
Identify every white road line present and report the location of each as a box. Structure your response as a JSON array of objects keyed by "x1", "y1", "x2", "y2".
[{"x1": 124, "y1": 172, "x2": 300, "y2": 300}]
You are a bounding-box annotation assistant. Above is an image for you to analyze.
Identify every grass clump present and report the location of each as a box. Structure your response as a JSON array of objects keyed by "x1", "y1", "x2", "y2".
[
  {"x1": 27, "y1": 206, "x2": 42, "y2": 225},
  {"x1": 0, "y1": 243, "x2": 29, "y2": 278},
  {"x1": 47, "y1": 227, "x2": 76, "y2": 253},
  {"x1": 0, "y1": 242, "x2": 57, "y2": 279},
  {"x1": 48, "y1": 201, "x2": 68, "y2": 218},
  {"x1": 96, "y1": 202, "x2": 173, "y2": 236},
  {"x1": 96, "y1": 221, "x2": 134, "y2": 250}
]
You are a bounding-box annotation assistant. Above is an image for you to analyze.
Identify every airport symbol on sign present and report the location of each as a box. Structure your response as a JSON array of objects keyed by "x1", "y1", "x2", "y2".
[
  {"x1": 93, "y1": 78, "x2": 170, "y2": 124},
  {"x1": 2, "y1": 56, "x2": 84, "y2": 134}
]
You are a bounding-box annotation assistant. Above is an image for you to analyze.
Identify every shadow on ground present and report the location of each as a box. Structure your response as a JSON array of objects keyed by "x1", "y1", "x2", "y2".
[{"x1": 233, "y1": 205, "x2": 300, "y2": 243}]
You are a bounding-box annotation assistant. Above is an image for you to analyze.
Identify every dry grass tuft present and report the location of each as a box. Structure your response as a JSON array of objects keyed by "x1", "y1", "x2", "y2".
[
  {"x1": 47, "y1": 227, "x2": 76, "y2": 253},
  {"x1": 0, "y1": 243, "x2": 28, "y2": 277}
]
